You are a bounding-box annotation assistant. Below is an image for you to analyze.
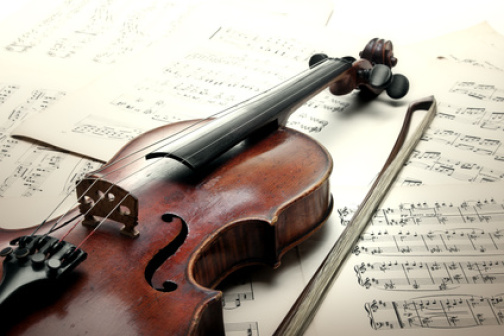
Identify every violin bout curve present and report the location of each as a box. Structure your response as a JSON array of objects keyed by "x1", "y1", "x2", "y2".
[{"x1": 0, "y1": 120, "x2": 333, "y2": 335}]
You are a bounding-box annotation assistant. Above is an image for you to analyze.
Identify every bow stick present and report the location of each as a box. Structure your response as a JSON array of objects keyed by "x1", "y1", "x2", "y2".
[{"x1": 274, "y1": 96, "x2": 437, "y2": 335}]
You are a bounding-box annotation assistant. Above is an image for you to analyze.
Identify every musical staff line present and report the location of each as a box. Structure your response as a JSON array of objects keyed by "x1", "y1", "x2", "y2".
[
  {"x1": 450, "y1": 81, "x2": 504, "y2": 102},
  {"x1": 339, "y1": 199, "x2": 504, "y2": 228},
  {"x1": 353, "y1": 228, "x2": 504, "y2": 256},
  {"x1": 0, "y1": 84, "x2": 19, "y2": 106},
  {"x1": 225, "y1": 321, "x2": 259, "y2": 336},
  {"x1": 406, "y1": 147, "x2": 504, "y2": 182},
  {"x1": 422, "y1": 127, "x2": 504, "y2": 160},
  {"x1": 71, "y1": 115, "x2": 143, "y2": 140},
  {"x1": 366, "y1": 294, "x2": 504, "y2": 330},
  {"x1": 222, "y1": 277, "x2": 255, "y2": 310},
  {"x1": 355, "y1": 260, "x2": 504, "y2": 291}
]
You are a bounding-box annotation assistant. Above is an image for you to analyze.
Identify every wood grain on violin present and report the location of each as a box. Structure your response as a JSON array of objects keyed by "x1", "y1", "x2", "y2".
[{"x1": 0, "y1": 38, "x2": 408, "y2": 335}]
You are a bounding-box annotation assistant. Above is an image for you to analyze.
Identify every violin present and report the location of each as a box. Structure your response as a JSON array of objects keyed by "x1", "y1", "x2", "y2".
[{"x1": 0, "y1": 38, "x2": 409, "y2": 335}]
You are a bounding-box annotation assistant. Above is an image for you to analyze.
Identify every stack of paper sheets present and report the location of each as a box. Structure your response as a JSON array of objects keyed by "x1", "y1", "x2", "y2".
[{"x1": 1, "y1": 0, "x2": 504, "y2": 335}]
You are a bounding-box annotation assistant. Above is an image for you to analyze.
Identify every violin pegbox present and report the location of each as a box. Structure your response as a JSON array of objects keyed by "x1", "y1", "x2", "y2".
[
  {"x1": 310, "y1": 38, "x2": 409, "y2": 100},
  {"x1": 0, "y1": 235, "x2": 87, "y2": 306},
  {"x1": 357, "y1": 38, "x2": 409, "y2": 99}
]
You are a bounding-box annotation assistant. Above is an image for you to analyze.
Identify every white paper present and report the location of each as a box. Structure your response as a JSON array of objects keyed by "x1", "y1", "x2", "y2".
[
  {"x1": 0, "y1": 82, "x2": 102, "y2": 229},
  {"x1": 12, "y1": 21, "x2": 410, "y2": 191},
  {"x1": 218, "y1": 25, "x2": 504, "y2": 335},
  {"x1": 2, "y1": 3, "x2": 504, "y2": 334}
]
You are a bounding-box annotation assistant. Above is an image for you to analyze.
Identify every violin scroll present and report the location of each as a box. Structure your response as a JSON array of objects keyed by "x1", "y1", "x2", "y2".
[
  {"x1": 310, "y1": 38, "x2": 409, "y2": 100},
  {"x1": 359, "y1": 38, "x2": 396, "y2": 67}
]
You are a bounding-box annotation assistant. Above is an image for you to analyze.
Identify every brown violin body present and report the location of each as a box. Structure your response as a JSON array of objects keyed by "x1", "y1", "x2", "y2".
[
  {"x1": 0, "y1": 119, "x2": 332, "y2": 335},
  {"x1": 0, "y1": 38, "x2": 408, "y2": 335}
]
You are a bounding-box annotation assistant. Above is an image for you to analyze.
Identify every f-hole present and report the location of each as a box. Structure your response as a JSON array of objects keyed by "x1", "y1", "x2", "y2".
[{"x1": 144, "y1": 213, "x2": 188, "y2": 292}]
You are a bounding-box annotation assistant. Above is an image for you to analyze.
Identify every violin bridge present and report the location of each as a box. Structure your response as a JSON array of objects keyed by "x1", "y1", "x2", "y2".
[{"x1": 76, "y1": 178, "x2": 139, "y2": 238}]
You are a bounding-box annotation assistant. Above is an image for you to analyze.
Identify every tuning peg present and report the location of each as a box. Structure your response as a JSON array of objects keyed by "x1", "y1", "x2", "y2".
[
  {"x1": 366, "y1": 64, "x2": 392, "y2": 90},
  {"x1": 358, "y1": 64, "x2": 409, "y2": 99},
  {"x1": 308, "y1": 53, "x2": 329, "y2": 68},
  {"x1": 386, "y1": 74, "x2": 409, "y2": 99},
  {"x1": 309, "y1": 39, "x2": 409, "y2": 100}
]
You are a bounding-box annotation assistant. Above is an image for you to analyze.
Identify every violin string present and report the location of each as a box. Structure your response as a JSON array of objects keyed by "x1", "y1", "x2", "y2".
[
  {"x1": 78, "y1": 61, "x2": 338, "y2": 183},
  {"x1": 36, "y1": 58, "x2": 345, "y2": 248},
  {"x1": 52, "y1": 157, "x2": 163, "y2": 243},
  {"x1": 47, "y1": 213, "x2": 83, "y2": 234},
  {"x1": 175, "y1": 61, "x2": 347, "y2": 164},
  {"x1": 74, "y1": 191, "x2": 134, "y2": 250},
  {"x1": 30, "y1": 103, "x2": 241, "y2": 238},
  {"x1": 31, "y1": 183, "x2": 92, "y2": 237}
]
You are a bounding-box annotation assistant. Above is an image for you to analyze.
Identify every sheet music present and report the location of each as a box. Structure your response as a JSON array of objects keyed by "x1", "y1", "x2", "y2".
[
  {"x1": 219, "y1": 25, "x2": 504, "y2": 335},
  {"x1": 0, "y1": 0, "x2": 211, "y2": 230},
  {"x1": 12, "y1": 22, "x2": 411, "y2": 190},
  {"x1": 219, "y1": 181, "x2": 504, "y2": 335},
  {"x1": 0, "y1": 82, "x2": 102, "y2": 229},
  {"x1": 306, "y1": 182, "x2": 504, "y2": 335},
  {"x1": 393, "y1": 57, "x2": 504, "y2": 185},
  {"x1": 8, "y1": 19, "x2": 425, "y2": 333},
  {"x1": 0, "y1": 0, "x2": 206, "y2": 86},
  {"x1": 2, "y1": 4, "x2": 504, "y2": 334},
  {"x1": 11, "y1": 23, "x2": 335, "y2": 160}
]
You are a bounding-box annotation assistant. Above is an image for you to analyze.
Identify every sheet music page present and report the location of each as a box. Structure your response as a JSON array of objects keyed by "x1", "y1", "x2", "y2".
[
  {"x1": 308, "y1": 181, "x2": 504, "y2": 336},
  {"x1": 220, "y1": 24, "x2": 504, "y2": 335},
  {"x1": 12, "y1": 21, "x2": 412, "y2": 189},
  {"x1": 0, "y1": 0, "x2": 215, "y2": 230},
  {"x1": 0, "y1": 81, "x2": 101, "y2": 230},
  {"x1": 394, "y1": 61, "x2": 504, "y2": 186},
  {"x1": 0, "y1": 0, "x2": 208, "y2": 86},
  {"x1": 7, "y1": 18, "x2": 418, "y2": 333},
  {"x1": 4, "y1": 3, "x2": 504, "y2": 334},
  {"x1": 305, "y1": 26, "x2": 504, "y2": 335}
]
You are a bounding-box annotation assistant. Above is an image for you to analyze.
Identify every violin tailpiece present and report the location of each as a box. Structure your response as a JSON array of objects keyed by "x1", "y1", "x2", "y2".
[{"x1": 0, "y1": 235, "x2": 87, "y2": 306}]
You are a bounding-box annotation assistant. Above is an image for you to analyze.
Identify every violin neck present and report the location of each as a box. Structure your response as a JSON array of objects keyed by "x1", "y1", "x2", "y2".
[{"x1": 146, "y1": 57, "x2": 353, "y2": 170}]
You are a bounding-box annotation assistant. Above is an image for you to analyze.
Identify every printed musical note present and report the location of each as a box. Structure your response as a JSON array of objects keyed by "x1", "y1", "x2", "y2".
[
  {"x1": 405, "y1": 147, "x2": 504, "y2": 182},
  {"x1": 366, "y1": 294, "x2": 504, "y2": 330},
  {"x1": 209, "y1": 26, "x2": 318, "y2": 62},
  {"x1": 395, "y1": 100, "x2": 504, "y2": 185},
  {"x1": 224, "y1": 322, "x2": 259, "y2": 336},
  {"x1": 315, "y1": 182, "x2": 504, "y2": 335},
  {"x1": 435, "y1": 102, "x2": 487, "y2": 126},
  {"x1": 5, "y1": 0, "x2": 87, "y2": 53},
  {"x1": 0, "y1": 84, "x2": 19, "y2": 106},
  {"x1": 222, "y1": 277, "x2": 255, "y2": 310},
  {"x1": 0, "y1": 85, "x2": 80, "y2": 197},
  {"x1": 422, "y1": 127, "x2": 504, "y2": 158},
  {"x1": 450, "y1": 81, "x2": 504, "y2": 102},
  {"x1": 0, "y1": 89, "x2": 65, "y2": 132},
  {"x1": 355, "y1": 260, "x2": 504, "y2": 291},
  {"x1": 4, "y1": 0, "x2": 199, "y2": 65},
  {"x1": 0, "y1": 83, "x2": 102, "y2": 229},
  {"x1": 71, "y1": 115, "x2": 143, "y2": 140},
  {"x1": 93, "y1": 1, "x2": 195, "y2": 64},
  {"x1": 63, "y1": 158, "x2": 101, "y2": 194},
  {"x1": 339, "y1": 198, "x2": 504, "y2": 229},
  {"x1": 107, "y1": 26, "x2": 341, "y2": 133},
  {"x1": 432, "y1": 102, "x2": 504, "y2": 132},
  {"x1": 354, "y1": 228, "x2": 504, "y2": 256},
  {"x1": 0, "y1": 143, "x2": 101, "y2": 198}
]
